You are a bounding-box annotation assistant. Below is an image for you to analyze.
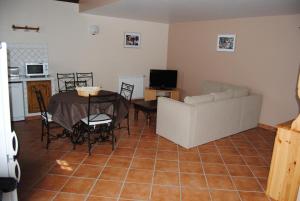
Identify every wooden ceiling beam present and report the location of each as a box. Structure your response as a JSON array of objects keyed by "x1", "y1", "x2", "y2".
[
  {"x1": 79, "y1": 0, "x2": 119, "y2": 12},
  {"x1": 56, "y1": 0, "x2": 79, "y2": 4}
]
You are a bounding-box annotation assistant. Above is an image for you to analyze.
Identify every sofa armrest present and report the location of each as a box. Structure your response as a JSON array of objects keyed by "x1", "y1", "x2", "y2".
[{"x1": 156, "y1": 97, "x2": 195, "y2": 148}]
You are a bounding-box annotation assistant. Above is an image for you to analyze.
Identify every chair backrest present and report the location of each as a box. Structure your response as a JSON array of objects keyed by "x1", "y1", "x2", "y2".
[
  {"x1": 57, "y1": 73, "x2": 75, "y2": 92},
  {"x1": 76, "y1": 72, "x2": 93, "y2": 86},
  {"x1": 87, "y1": 93, "x2": 120, "y2": 126},
  {"x1": 65, "y1": 80, "x2": 87, "y2": 91},
  {"x1": 34, "y1": 89, "x2": 49, "y2": 123},
  {"x1": 76, "y1": 80, "x2": 88, "y2": 87},
  {"x1": 65, "y1": 80, "x2": 76, "y2": 91},
  {"x1": 120, "y1": 82, "x2": 134, "y2": 102}
]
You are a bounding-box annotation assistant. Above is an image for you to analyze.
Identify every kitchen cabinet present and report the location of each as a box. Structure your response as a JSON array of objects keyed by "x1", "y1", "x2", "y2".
[{"x1": 27, "y1": 81, "x2": 51, "y2": 113}]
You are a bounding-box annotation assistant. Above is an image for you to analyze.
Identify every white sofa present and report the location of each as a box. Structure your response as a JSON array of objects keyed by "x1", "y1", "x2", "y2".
[{"x1": 156, "y1": 80, "x2": 262, "y2": 149}]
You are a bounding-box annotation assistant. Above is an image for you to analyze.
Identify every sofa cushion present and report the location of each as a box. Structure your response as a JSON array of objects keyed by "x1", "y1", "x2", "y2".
[
  {"x1": 233, "y1": 87, "x2": 249, "y2": 98},
  {"x1": 184, "y1": 94, "x2": 214, "y2": 105},
  {"x1": 211, "y1": 90, "x2": 233, "y2": 101}
]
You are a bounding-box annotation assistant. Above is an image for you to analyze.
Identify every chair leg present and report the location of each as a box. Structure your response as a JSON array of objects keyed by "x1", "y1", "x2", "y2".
[
  {"x1": 111, "y1": 130, "x2": 115, "y2": 150},
  {"x1": 127, "y1": 116, "x2": 130, "y2": 135},
  {"x1": 72, "y1": 128, "x2": 77, "y2": 150},
  {"x1": 88, "y1": 132, "x2": 91, "y2": 155},
  {"x1": 41, "y1": 120, "x2": 44, "y2": 142},
  {"x1": 72, "y1": 124, "x2": 79, "y2": 150},
  {"x1": 46, "y1": 125, "x2": 50, "y2": 149}
]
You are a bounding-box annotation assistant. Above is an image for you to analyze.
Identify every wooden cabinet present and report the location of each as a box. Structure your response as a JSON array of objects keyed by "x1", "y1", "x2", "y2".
[
  {"x1": 27, "y1": 81, "x2": 51, "y2": 113},
  {"x1": 266, "y1": 120, "x2": 300, "y2": 201},
  {"x1": 144, "y1": 88, "x2": 180, "y2": 101}
]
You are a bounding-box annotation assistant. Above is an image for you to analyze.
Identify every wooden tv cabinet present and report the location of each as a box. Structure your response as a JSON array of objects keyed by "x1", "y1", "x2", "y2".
[{"x1": 144, "y1": 88, "x2": 180, "y2": 101}]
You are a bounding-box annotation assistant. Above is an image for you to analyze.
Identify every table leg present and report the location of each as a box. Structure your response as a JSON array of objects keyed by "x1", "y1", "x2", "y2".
[
  {"x1": 146, "y1": 112, "x2": 151, "y2": 125},
  {"x1": 134, "y1": 108, "x2": 139, "y2": 120}
]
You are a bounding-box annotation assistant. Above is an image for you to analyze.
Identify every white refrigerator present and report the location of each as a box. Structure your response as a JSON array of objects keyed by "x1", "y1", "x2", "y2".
[{"x1": 0, "y1": 42, "x2": 20, "y2": 201}]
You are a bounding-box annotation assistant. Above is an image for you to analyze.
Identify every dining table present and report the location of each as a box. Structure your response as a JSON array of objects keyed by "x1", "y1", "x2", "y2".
[{"x1": 47, "y1": 90, "x2": 129, "y2": 132}]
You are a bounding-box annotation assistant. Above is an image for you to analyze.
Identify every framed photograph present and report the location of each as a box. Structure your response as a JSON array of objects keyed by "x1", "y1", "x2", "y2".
[
  {"x1": 217, "y1": 34, "x2": 236, "y2": 52},
  {"x1": 124, "y1": 32, "x2": 141, "y2": 48}
]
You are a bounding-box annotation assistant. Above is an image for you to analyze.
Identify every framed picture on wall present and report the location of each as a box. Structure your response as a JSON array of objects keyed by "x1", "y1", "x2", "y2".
[
  {"x1": 124, "y1": 32, "x2": 141, "y2": 48},
  {"x1": 217, "y1": 34, "x2": 236, "y2": 52}
]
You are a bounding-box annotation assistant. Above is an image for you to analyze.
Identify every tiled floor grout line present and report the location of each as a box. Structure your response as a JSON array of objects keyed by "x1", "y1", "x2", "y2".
[
  {"x1": 229, "y1": 136, "x2": 272, "y2": 201},
  {"x1": 214, "y1": 141, "x2": 243, "y2": 201},
  {"x1": 83, "y1": 128, "x2": 125, "y2": 201},
  {"x1": 244, "y1": 134, "x2": 271, "y2": 168},
  {"x1": 116, "y1": 120, "x2": 146, "y2": 201},
  {"x1": 50, "y1": 150, "x2": 90, "y2": 201},
  {"x1": 30, "y1": 149, "x2": 70, "y2": 197},
  {"x1": 27, "y1": 186, "x2": 269, "y2": 194},
  {"x1": 130, "y1": 161, "x2": 268, "y2": 168},
  {"x1": 232, "y1": 133, "x2": 272, "y2": 166},
  {"x1": 83, "y1": 155, "x2": 112, "y2": 200},
  {"x1": 34, "y1": 172, "x2": 268, "y2": 192},
  {"x1": 176, "y1": 144, "x2": 182, "y2": 201},
  {"x1": 197, "y1": 145, "x2": 213, "y2": 201},
  {"x1": 148, "y1": 126, "x2": 159, "y2": 201},
  {"x1": 245, "y1": 136, "x2": 273, "y2": 201},
  {"x1": 243, "y1": 133, "x2": 271, "y2": 170}
]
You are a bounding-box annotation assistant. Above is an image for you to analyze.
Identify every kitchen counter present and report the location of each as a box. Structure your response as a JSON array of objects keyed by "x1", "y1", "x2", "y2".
[{"x1": 9, "y1": 75, "x2": 54, "y2": 82}]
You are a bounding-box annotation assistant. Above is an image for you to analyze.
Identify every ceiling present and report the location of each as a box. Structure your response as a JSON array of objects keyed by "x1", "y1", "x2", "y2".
[{"x1": 79, "y1": 0, "x2": 300, "y2": 23}]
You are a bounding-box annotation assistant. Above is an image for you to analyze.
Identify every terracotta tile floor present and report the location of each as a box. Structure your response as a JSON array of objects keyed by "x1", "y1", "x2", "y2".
[{"x1": 13, "y1": 110, "x2": 276, "y2": 201}]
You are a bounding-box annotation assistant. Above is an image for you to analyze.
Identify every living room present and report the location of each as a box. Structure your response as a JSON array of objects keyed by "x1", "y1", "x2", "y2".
[
  {"x1": 1, "y1": 0, "x2": 299, "y2": 127},
  {"x1": 0, "y1": 0, "x2": 300, "y2": 200}
]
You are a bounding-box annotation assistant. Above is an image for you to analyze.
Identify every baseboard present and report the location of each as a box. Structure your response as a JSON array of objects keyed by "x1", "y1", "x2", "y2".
[{"x1": 258, "y1": 123, "x2": 277, "y2": 132}]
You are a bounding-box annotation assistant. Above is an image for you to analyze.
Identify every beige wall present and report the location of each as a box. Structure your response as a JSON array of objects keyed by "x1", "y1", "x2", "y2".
[
  {"x1": 168, "y1": 14, "x2": 300, "y2": 126},
  {"x1": 0, "y1": 0, "x2": 169, "y2": 91}
]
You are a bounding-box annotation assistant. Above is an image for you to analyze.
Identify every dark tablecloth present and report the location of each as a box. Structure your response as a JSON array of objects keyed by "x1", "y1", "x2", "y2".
[{"x1": 47, "y1": 90, "x2": 129, "y2": 131}]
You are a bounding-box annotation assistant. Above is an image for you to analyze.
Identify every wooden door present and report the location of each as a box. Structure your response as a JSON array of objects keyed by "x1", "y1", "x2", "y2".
[{"x1": 27, "y1": 81, "x2": 51, "y2": 113}]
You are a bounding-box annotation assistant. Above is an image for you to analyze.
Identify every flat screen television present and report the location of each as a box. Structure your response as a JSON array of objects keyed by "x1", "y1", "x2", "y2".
[{"x1": 149, "y1": 69, "x2": 177, "y2": 89}]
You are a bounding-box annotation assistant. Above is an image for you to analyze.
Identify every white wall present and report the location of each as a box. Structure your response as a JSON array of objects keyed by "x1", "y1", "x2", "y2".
[{"x1": 0, "y1": 0, "x2": 169, "y2": 91}]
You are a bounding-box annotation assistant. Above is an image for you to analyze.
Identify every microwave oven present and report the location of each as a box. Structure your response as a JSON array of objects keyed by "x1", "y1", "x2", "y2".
[{"x1": 25, "y1": 63, "x2": 49, "y2": 77}]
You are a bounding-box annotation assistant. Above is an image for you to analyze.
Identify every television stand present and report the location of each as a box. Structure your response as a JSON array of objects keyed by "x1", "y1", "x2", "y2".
[{"x1": 144, "y1": 87, "x2": 180, "y2": 101}]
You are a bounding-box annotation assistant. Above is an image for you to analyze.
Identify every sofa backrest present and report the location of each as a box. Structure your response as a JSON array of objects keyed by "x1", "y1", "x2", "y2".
[
  {"x1": 184, "y1": 80, "x2": 250, "y2": 105},
  {"x1": 211, "y1": 90, "x2": 234, "y2": 101},
  {"x1": 184, "y1": 94, "x2": 214, "y2": 104},
  {"x1": 200, "y1": 81, "x2": 224, "y2": 94},
  {"x1": 200, "y1": 80, "x2": 249, "y2": 97}
]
